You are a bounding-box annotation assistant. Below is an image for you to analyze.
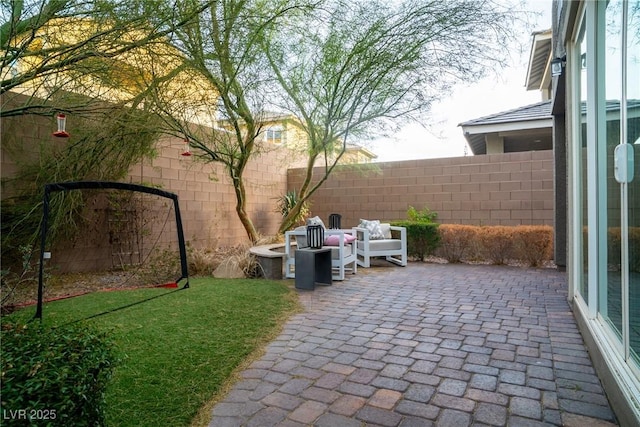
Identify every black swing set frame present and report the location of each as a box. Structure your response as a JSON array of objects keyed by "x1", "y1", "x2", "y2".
[{"x1": 36, "y1": 181, "x2": 190, "y2": 320}]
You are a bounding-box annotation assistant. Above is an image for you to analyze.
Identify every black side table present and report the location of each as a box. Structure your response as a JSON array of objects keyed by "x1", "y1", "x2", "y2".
[{"x1": 295, "y1": 248, "x2": 332, "y2": 290}]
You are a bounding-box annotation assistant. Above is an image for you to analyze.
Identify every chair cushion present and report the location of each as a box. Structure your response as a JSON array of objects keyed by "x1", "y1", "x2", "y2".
[
  {"x1": 294, "y1": 226, "x2": 308, "y2": 247},
  {"x1": 357, "y1": 239, "x2": 401, "y2": 251},
  {"x1": 330, "y1": 245, "x2": 353, "y2": 259}
]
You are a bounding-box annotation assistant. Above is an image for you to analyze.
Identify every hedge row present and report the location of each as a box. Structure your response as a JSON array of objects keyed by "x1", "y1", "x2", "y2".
[
  {"x1": 1, "y1": 322, "x2": 117, "y2": 427},
  {"x1": 434, "y1": 224, "x2": 554, "y2": 266}
]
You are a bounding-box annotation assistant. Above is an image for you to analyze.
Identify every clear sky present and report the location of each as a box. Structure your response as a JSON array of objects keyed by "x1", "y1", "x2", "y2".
[{"x1": 367, "y1": 1, "x2": 552, "y2": 162}]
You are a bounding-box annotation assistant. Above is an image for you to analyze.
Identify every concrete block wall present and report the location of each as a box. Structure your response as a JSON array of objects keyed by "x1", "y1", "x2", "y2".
[
  {"x1": 1, "y1": 97, "x2": 290, "y2": 273},
  {"x1": 129, "y1": 136, "x2": 291, "y2": 249},
  {"x1": 2, "y1": 92, "x2": 554, "y2": 274},
  {"x1": 49, "y1": 141, "x2": 291, "y2": 272},
  {"x1": 287, "y1": 151, "x2": 554, "y2": 228}
]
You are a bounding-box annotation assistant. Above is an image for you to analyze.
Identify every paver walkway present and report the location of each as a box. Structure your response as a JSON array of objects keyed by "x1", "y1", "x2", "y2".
[{"x1": 208, "y1": 263, "x2": 619, "y2": 426}]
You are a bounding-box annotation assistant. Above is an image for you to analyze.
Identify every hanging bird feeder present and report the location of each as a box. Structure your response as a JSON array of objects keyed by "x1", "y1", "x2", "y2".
[
  {"x1": 53, "y1": 113, "x2": 70, "y2": 138},
  {"x1": 180, "y1": 138, "x2": 192, "y2": 157}
]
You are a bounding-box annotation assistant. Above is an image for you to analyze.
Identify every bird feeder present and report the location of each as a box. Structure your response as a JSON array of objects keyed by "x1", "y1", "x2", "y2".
[
  {"x1": 180, "y1": 138, "x2": 192, "y2": 156},
  {"x1": 53, "y1": 113, "x2": 70, "y2": 138}
]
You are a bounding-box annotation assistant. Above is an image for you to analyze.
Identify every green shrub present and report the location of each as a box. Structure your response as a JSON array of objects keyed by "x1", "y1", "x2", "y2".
[
  {"x1": 392, "y1": 220, "x2": 440, "y2": 262},
  {"x1": 406, "y1": 205, "x2": 438, "y2": 223},
  {"x1": 1, "y1": 322, "x2": 117, "y2": 427}
]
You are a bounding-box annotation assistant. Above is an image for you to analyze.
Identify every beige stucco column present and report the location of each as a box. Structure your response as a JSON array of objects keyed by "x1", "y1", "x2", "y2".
[{"x1": 485, "y1": 133, "x2": 504, "y2": 154}]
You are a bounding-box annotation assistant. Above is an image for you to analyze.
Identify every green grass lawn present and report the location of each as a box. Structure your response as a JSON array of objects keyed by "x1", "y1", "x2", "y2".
[{"x1": 5, "y1": 277, "x2": 299, "y2": 427}]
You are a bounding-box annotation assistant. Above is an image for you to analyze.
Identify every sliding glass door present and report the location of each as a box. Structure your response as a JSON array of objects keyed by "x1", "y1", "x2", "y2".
[
  {"x1": 627, "y1": 0, "x2": 640, "y2": 368},
  {"x1": 573, "y1": 0, "x2": 640, "y2": 380},
  {"x1": 600, "y1": 0, "x2": 640, "y2": 375}
]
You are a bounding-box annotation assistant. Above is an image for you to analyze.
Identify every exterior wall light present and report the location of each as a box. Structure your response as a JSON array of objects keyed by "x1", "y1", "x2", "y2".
[
  {"x1": 53, "y1": 113, "x2": 70, "y2": 138},
  {"x1": 551, "y1": 55, "x2": 566, "y2": 77}
]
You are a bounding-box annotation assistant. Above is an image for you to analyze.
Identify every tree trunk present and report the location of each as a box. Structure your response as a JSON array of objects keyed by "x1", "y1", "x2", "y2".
[
  {"x1": 232, "y1": 173, "x2": 259, "y2": 243},
  {"x1": 278, "y1": 153, "x2": 318, "y2": 233}
]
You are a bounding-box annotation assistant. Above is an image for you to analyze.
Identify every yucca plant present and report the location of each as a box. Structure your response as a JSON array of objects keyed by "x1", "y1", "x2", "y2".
[{"x1": 274, "y1": 190, "x2": 309, "y2": 230}]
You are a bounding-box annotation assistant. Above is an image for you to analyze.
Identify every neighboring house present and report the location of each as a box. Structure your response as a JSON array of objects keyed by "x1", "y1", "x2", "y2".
[
  {"x1": 459, "y1": 29, "x2": 554, "y2": 156},
  {"x1": 341, "y1": 143, "x2": 377, "y2": 164},
  {"x1": 550, "y1": 1, "x2": 640, "y2": 425},
  {"x1": 459, "y1": 101, "x2": 552, "y2": 155},
  {"x1": 219, "y1": 111, "x2": 377, "y2": 165},
  {"x1": 3, "y1": 17, "x2": 218, "y2": 127}
]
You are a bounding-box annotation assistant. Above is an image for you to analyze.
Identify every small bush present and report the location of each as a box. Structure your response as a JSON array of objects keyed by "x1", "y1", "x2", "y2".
[
  {"x1": 1, "y1": 322, "x2": 117, "y2": 427},
  {"x1": 435, "y1": 224, "x2": 479, "y2": 263},
  {"x1": 514, "y1": 225, "x2": 553, "y2": 267},
  {"x1": 476, "y1": 226, "x2": 515, "y2": 265},
  {"x1": 392, "y1": 221, "x2": 440, "y2": 262},
  {"x1": 135, "y1": 247, "x2": 181, "y2": 284},
  {"x1": 406, "y1": 205, "x2": 438, "y2": 223}
]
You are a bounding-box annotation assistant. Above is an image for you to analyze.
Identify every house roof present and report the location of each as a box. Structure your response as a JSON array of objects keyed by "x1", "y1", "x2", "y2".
[
  {"x1": 525, "y1": 29, "x2": 552, "y2": 91},
  {"x1": 345, "y1": 143, "x2": 377, "y2": 160},
  {"x1": 459, "y1": 100, "x2": 552, "y2": 128},
  {"x1": 459, "y1": 100, "x2": 552, "y2": 155}
]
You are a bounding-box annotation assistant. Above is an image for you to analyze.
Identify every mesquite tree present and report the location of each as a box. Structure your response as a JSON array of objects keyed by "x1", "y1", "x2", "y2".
[
  {"x1": 263, "y1": 0, "x2": 524, "y2": 233},
  {"x1": 150, "y1": 0, "x2": 524, "y2": 239},
  {"x1": 149, "y1": 0, "x2": 313, "y2": 243},
  {"x1": 2, "y1": 0, "x2": 526, "y2": 246}
]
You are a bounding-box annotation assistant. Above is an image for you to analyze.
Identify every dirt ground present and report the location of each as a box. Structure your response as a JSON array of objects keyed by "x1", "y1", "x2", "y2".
[{"x1": 1, "y1": 270, "x2": 174, "y2": 314}]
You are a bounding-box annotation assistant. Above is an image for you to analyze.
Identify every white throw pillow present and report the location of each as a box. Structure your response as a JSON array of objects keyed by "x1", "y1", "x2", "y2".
[
  {"x1": 380, "y1": 223, "x2": 392, "y2": 239},
  {"x1": 358, "y1": 219, "x2": 385, "y2": 240},
  {"x1": 306, "y1": 216, "x2": 326, "y2": 229}
]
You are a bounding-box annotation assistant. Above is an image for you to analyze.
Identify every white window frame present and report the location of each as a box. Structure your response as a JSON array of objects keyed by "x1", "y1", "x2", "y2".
[{"x1": 264, "y1": 125, "x2": 284, "y2": 145}]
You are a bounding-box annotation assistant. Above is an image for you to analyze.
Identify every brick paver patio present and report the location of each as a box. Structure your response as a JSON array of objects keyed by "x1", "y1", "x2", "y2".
[{"x1": 208, "y1": 263, "x2": 619, "y2": 426}]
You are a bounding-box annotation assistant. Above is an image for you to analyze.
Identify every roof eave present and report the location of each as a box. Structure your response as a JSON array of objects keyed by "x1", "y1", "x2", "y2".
[
  {"x1": 525, "y1": 29, "x2": 552, "y2": 91},
  {"x1": 461, "y1": 118, "x2": 553, "y2": 135}
]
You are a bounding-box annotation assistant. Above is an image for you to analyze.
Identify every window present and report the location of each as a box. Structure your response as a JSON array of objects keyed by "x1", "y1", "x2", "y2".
[{"x1": 264, "y1": 126, "x2": 284, "y2": 145}]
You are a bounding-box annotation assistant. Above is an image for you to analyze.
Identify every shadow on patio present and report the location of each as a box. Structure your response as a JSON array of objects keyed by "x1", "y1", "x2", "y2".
[{"x1": 209, "y1": 263, "x2": 618, "y2": 427}]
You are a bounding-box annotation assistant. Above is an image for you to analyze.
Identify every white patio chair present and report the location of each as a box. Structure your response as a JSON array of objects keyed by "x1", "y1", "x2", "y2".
[
  {"x1": 354, "y1": 222, "x2": 407, "y2": 267},
  {"x1": 284, "y1": 227, "x2": 357, "y2": 281}
]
